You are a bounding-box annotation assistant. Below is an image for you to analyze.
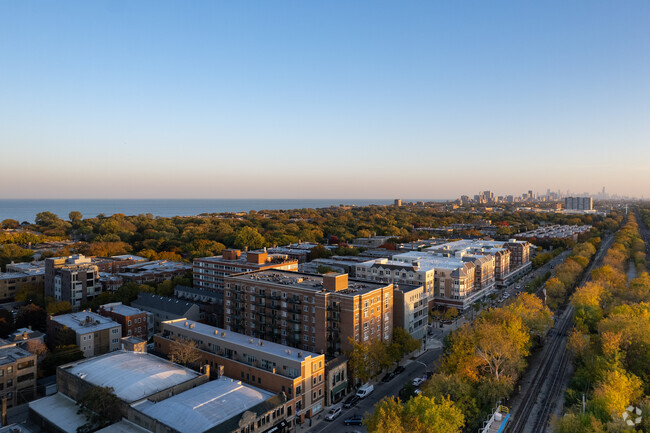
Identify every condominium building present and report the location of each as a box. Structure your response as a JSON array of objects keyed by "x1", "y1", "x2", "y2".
[
  {"x1": 392, "y1": 284, "x2": 428, "y2": 342},
  {"x1": 391, "y1": 252, "x2": 477, "y2": 309},
  {"x1": 0, "y1": 343, "x2": 37, "y2": 407},
  {"x1": 156, "y1": 318, "x2": 326, "y2": 420},
  {"x1": 98, "y1": 302, "x2": 149, "y2": 339},
  {"x1": 44, "y1": 255, "x2": 101, "y2": 308},
  {"x1": 354, "y1": 258, "x2": 435, "y2": 302},
  {"x1": 0, "y1": 261, "x2": 45, "y2": 302},
  {"x1": 565, "y1": 196, "x2": 593, "y2": 211},
  {"x1": 46, "y1": 311, "x2": 122, "y2": 357},
  {"x1": 224, "y1": 271, "x2": 393, "y2": 355},
  {"x1": 193, "y1": 249, "x2": 298, "y2": 326}
]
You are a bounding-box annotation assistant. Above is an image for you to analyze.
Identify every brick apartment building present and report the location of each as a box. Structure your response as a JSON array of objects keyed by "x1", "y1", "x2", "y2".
[
  {"x1": 0, "y1": 342, "x2": 37, "y2": 408},
  {"x1": 193, "y1": 249, "x2": 298, "y2": 326},
  {"x1": 98, "y1": 302, "x2": 149, "y2": 339},
  {"x1": 224, "y1": 271, "x2": 393, "y2": 356},
  {"x1": 155, "y1": 318, "x2": 327, "y2": 420}
]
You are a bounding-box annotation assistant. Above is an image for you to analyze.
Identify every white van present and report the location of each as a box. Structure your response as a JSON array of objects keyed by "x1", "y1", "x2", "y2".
[{"x1": 356, "y1": 383, "x2": 374, "y2": 399}]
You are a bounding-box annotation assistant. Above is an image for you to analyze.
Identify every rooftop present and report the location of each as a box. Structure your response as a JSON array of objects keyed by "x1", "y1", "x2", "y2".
[
  {"x1": 120, "y1": 260, "x2": 191, "y2": 275},
  {"x1": 96, "y1": 420, "x2": 152, "y2": 433},
  {"x1": 229, "y1": 269, "x2": 389, "y2": 296},
  {"x1": 135, "y1": 377, "x2": 275, "y2": 433},
  {"x1": 49, "y1": 311, "x2": 120, "y2": 334},
  {"x1": 131, "y1": 293, "x2": 198, "y2": 315},
  {"x1": 60, "y1": 351, "x2": 201, "y2": 403},
  {"x1": 29, "y1": 393, "x2": 87, "y2": 433},
  {"x1": 111, "y1": 254, "x2": 149, "y2": 262},
  {"x1": 164, "y1": 319, "x2": 320, "y2": 364},
  {"x1": 100, "y1": 302, "x2": 147, "y2": 317},
  {"x1": 0, "y1": 344, "x2": 33, "y2": 366}
]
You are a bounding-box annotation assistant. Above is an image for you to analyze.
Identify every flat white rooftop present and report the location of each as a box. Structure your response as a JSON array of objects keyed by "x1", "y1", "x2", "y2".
[
  {"x1": 100, "y1": 302, "x2": 146, "y2": 317},
  {"x1": 50, "y1": 311, "x2": 120, "y2": 334},
  {"x1": 61, "y1": 351, "x2": 200, "y2": 403},
  {"x1": 96, "y1": 420, "x2": 152, "y2": 433},
  {"x1": 29, "y1": 393, "x2": 87, "y2": 433},
  {"x1": 392, "y1": 252, "x2": 466, "y2": 270},
  {"x1": 165, "y1": 319, "x2": 320, "y2": 363},
  {"x1": 136, "y1": 377, "x2": 274, "y2": 433}
]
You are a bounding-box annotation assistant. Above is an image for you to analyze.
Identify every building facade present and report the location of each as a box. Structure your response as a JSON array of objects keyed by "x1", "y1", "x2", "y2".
[
  {"x1": 224, "y1": 271, "x2": 393, "y2": 356},
  {"x1": 0, "y1": 261, "x2": 45, "y2": 302},
  {"x1": 44, "y1": 255, "x2": 101, "y2": 308},
  {"x1": 155, "y1": 318, "x2": 326, "y2": 421},
  {"x1": 0, "y1": 343, "x2": 37, "y2": 408},
  {"x1": 392, "y1": 284, "x2": 428, "y2": 342},
  {"x1": 193, "y1": 249, "x2": 298, "y2": 326},
  {"x1": 46, "y1": 312, "x2": 122, "y2": 357},
  {"x1": 98, "y1": 302, "x2": 149, "y2": 339}
]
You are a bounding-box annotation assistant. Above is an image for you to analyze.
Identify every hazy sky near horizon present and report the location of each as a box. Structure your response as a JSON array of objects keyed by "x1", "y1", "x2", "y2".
[{"x1": 1, "y1": 1, "x2": 649, "y2": 199}]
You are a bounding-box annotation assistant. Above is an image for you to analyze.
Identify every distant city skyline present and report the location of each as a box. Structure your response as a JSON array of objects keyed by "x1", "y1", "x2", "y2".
[{"x1": 1, "y1": 1, "x2": 649, "y2": 199}]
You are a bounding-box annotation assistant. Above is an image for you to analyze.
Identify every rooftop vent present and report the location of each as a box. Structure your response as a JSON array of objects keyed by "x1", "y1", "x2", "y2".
[
  {"x1": 298, "y1": 352, "x2": 303, "y2": 358},
  {"x1": 221, "y1": 331, "x2": 226, "y2": 338}
]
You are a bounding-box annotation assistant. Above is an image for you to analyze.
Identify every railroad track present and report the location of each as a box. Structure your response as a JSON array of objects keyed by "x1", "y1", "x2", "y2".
[{"x1": 506, "y1": 234, "x2": 614, "y2": 433}]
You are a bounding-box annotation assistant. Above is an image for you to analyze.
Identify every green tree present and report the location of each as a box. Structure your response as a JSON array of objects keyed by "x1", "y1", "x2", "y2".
[
  {"x1": 402, "y1": 395, "x2": 465, "y2": 433},
  {"x1": 1, "y1": 219, "x2": 20, "y2": 229},
  {"x1": 309, "y1": 245, "x2": 333, "y2": 260},
  {"x1": 233, "y1": 226, "x2": 266, "y2": 250},
  {"x1": 364, "y1": 397, "x2": 407, "y2": 433},
  {"x1": 346, "y1": 337, "x2": 371, "y2": 384},
  {"x1": 389, "y1": 327, "x2": 421, "y2": 364},
  {"x1": 0, "y1": 244, "x2": 34, "y2": 271},
  {"x1": 168, "y1": 336, "x2": 201, "y2": 368}
]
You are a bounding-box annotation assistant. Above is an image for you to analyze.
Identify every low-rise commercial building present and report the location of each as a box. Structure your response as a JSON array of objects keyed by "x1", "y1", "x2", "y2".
[
  {"x1": 156, "y1": 318, "x2": 326, "y2": 420},
  {"x1": 46, "y1": 311, "x2": 122, "y2": 357}
]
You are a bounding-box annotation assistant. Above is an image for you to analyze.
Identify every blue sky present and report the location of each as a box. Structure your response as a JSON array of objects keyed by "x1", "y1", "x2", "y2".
[{"x1": 1, "y1": 1, "x2": 649, "y2": 199}]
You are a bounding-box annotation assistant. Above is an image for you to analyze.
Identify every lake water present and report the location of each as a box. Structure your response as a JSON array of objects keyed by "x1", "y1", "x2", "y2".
[{"x1": 0, "y1": 198, "x2": 443, "y2": 223}]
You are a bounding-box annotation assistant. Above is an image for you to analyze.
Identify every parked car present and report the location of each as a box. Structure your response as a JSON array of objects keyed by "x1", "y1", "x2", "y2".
[
  {"x1": 425, "y1": 370, "x2": 434, "y2": 378},
  {"x1": 381, "y1": 372, "x2": 395, "y2": 382},
  {"x1": 325, "y1": 407, "x2": 342, "y2": 421},
  {"x1": 393, "y1": 365, "x2": 406, "y2": 375},
  {"x1": 344, "y1": 415, "x2": 364, "y2": 426},
  {"x1": 356, "y1": 383, "x2": 374, "y2": 399},
  {"x1": 343, "y1": 395, "x2": 360, "y2": 408},
  {"x1": 412, "y1": 377, "x2": 426, "y2": 387}
]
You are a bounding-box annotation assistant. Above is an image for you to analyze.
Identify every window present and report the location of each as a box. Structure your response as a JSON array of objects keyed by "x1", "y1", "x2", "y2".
[
  {"x1": 128, "y1": 320, "x2": 132, "y2": 326},
  {"x1": 7, "y1": 367, "x2": 12, "y2": 374}
]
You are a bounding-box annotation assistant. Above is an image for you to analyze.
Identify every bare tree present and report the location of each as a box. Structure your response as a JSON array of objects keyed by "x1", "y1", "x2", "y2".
[{"x1": 168, "y1": 335, "x2": 201, "y2": 368}]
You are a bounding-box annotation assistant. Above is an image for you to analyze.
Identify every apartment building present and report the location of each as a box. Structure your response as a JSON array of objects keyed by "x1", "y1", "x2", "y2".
[
  {"x1": 392, "y1": 284, "x2": 428, "y2": 342},
  {"x1": 354, "y1": 258, "x2": 435, "y2": 302},
  {"x1": 0, "y1": 343, "x2": 37, "y2": 407},
  {"x1": 98, "y1": 302, "x2": 149, "y2": 339},
  {"x1": 156, "y1": 318, "x2": 326, "y2": 420},
  {"x1": 504, "y1": 240, "x2": 531, "y2": 268},
  {"x1": 46, "y1": 311, "x2": 122, "y2": 357},
  {"x1": 0, "y1": 261, "x2": 45, "y2": 302},
  {"x1": 193, "y1": 249, "x2": 298, "y2": 326},
  {"x1": 44, "y1": 255, "x2": 101, "y2": 308},
  {"x1": 565, "y1": 196, "x2": 593, "y2": 211},
  {"x1": 391, "y1": 252, "x2": 477, "y2": 310},
  {"x1": 224, "y1": 271, "x2": 393, "y2": 355}
]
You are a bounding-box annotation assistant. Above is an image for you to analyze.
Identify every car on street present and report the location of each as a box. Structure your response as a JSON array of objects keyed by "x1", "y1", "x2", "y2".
[
  {"x1": 325, "y1": 407, "x2": 342, "y2": 421},
  {"x1": 412, "y1": 377, "x2": 426, "y2": 387},
  {"x1": 393, "y1": 365, "x2": 405, "y2": 375},
  {"x1": 344, "y1": 415, "x2": 364, "y2": 426},
  {"x1": 381, "y1": 372, "x2": 395, "y2": 382},
  {"x1": 343, "y1": 395, "x2": 360, "y2": 408}
]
